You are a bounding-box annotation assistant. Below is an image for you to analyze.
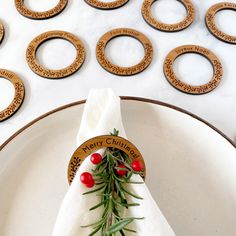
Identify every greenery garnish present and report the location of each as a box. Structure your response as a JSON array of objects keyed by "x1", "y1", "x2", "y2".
[{"x1": 82, "y1": 129, "x2": 144, "y2": 236}]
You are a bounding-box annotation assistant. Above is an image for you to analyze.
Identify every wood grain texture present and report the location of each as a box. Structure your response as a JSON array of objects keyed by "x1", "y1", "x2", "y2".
[
  {"x1": 0, "y1": 69, "x2": 25, "y2": 122},
  {"x1": 0, "y1": 22, "x2": 4, "y2": 44},
  {"x1": 26, "y1": 31, "x2": 86, "y2": 79},
  {"x1": 96, "y1": 28, "x2": 153, "y2": 76},
  {"x1": 163, "y1": 45, "x2": 223, "y2": 95},
  {"x1": 142, "y1": 0, "x2": 195, "y2": 32},
  {"x1": 205, "y1": 2, "x2": 236, "y2": 44},
  {"x1": 84, "y1": 0, "x2": 129, "y2": 10},
  {"x1": 68, "y1": 135, "x2": 146, "y2": 184},
  {"x1": 15, "y1": 0, "x2": 68, "y2": 20}
]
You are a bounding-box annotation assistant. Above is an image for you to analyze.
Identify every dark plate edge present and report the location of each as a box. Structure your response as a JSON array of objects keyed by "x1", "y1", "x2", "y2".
[{"x1": 1, "y1": 96, "x2": 235, "y2": 151}]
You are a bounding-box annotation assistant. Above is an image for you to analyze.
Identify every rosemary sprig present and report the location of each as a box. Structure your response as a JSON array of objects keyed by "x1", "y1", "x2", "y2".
[{"x1": 82, "y1": 129, "x2": 144, "y2": 235}]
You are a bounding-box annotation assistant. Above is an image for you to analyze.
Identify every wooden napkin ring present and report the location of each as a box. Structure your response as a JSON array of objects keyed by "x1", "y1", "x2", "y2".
[
  {"x1": 205, "y1": 2, "x2": 236, "y2": 44},
  {"x1": 0, "y1": 22, "x2": 4, "y2": 44},
  {"x1": 0, "y1": 69, "x2": 25, "y2": 122},
  {"x1": 68, "y1": 135, "x2": 146, "y2": 184},
  {"x1": 84, "y1": 0, "x2": 129, "y2": 10},
  {"x1": 26, "y1": 31, "x2": 86, "y2": 79},
  {"x1": 163, "y1": 45, "x2": 223, "y2": 95},
  {"x1": 15, "y1": 0, "x2": 68, "y2": 20},
  {"x1": 142, "y1": 0, "x2": 195, "y2": 32},
  {"x1": 96, "y1": 28, "x2": 153, "y2": 76}
]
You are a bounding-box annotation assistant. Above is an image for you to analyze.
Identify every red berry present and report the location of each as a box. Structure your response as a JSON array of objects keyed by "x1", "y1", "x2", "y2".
[
  {"x1": 85, "y1": 178, "x2": 95, "y2": 188},
  {"x1": 80, "y1": 172, "x2": 93, "y2": 185},
  {"x1": 131, "y1": 160, "x2": 144, "y2": 172},
  {"x1": 90, "y1": 153, "x2": 103, "y2": 165},
  {"x1": 116, "y1": 164, "x2": 127, "y2": 176}
]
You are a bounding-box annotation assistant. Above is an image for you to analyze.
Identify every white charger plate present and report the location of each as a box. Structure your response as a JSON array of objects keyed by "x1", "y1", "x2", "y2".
[{"x1": 0, "y1": 97, "x2": 235, "y2": 236}]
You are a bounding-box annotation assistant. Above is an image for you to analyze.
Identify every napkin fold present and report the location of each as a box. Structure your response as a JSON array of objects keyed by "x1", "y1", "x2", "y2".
[{"x1": 52, "y1": 89, "x2": 175, "y2": 236}]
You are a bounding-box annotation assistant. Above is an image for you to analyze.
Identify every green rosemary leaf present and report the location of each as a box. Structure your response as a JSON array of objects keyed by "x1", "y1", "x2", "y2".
[
  {"x1": 121, "y1": 198, "x2": 128, "y2": 207},
  {"x1": 119, "y1": 151, "x2": 132, "y2": 165},
  {"x1": 83, "y1": 185, "x2": 105, "y2": 195},
  {"x1": 107, "y1": 152, "x2": 115, "y2": 165},
  {"x1": 81, "y1": 218, "x2": 104, "y2": 228},
  {"x1": 124, "y1": 203, "x2": 140, "y2": 207},
  {"x1": 126, "y1": 181, "x2": 144, "y2": 184},
  {"x1": 88, "y1": 224, "x2": 103, "y2": 236},
  {"x1": 96, "y1": 157, "x2": 107, "y2": 168},
  {"x1": 125, "y1": 171, "x2": 133, "y2": 181},
  {"x1": 113, "y1": 173, "x2": 126, "y2": 183},
  {"x1": 102, "y1": 202, "x2": 110, "y2": 218},
  {"x1": 93, "y1": 164, "x2": 108, "y2": 176},
  {"x1": 111, "y1": 128, "x2": 119, "y2": 136},
  {"x1": 114, "y1": 180, "x2": 126, "y2": 200},
  {"x1": 95, "y1": 181, "x2": 107, "y2": 185},
  {"x1": 121, "y1": 187, "x2": 143, "y2": 200},
  {"x1": 115, "y1": 166, "x2": 128, "y2": 171},
  {"x1": 96, "y1": 193, "x2": 110, "y2": 196},
  {"x1": 124, "y1": 227, "x2": 137, "y2": 233},
  {"x1": 112, "y1": 198, "x2": 140, "y2": 208},
  {"x1": 106, "y1": 218, "x2": 134, "y2": 234},
  {"x1": 89, "y1": 199, "x2": 108, "y2": 211},
  {"x1": 112, "y1": 156, "x2": 132, "y2": 170}
]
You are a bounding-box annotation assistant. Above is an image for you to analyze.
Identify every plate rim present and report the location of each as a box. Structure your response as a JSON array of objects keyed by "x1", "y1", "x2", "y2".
[{"x1": 0, "y1": 96, "x2": 235, "y2": 151}]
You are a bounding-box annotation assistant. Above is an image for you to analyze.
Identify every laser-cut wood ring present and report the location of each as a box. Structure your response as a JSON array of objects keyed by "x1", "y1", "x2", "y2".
[
  {"x1": 68, "y1": 135, "x2": 145, "y2": 184},
  {"x1": 205, "y1": 2, "x2": 236, "y2": 44},
  {"x1": 0, "y1": 22, "x2": 4, "y2": 44},
  {"x1": 15, "y1": 0, "x2": 68, "y2": 20},
  {"x1": 0, "y1": 69, "x2": 25, "y2": 122},
  {"x1": 163, "y1": 45, "x2": 223, "y2": 95},
  {"x1": 142, "y1": 0, "x2": 195, "y2": 32},
  {"x1": 96, "y1": 28, "x2": 153, "y2": 76},
  {"x1": 84, "y1": 0, "x2": 129, "y2": 10},
  {"x1": 26, "y1": 31, "x2": 86, "y2": 79}
]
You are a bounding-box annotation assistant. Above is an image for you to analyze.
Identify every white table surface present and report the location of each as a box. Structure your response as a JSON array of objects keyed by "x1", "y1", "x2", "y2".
[{"x1": 0, "y1": 0, "x2": 236, "y2": 145}]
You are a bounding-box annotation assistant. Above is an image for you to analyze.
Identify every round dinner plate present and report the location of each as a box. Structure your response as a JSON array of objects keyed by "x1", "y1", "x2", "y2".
[{"x1": 0, "y1": 97, "x2": 235, "y2": 236}]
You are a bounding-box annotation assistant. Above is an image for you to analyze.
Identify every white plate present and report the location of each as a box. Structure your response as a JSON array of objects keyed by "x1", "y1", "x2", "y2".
[{"x1": 0, "y1": 98, "x2": 235, "y2": 236}]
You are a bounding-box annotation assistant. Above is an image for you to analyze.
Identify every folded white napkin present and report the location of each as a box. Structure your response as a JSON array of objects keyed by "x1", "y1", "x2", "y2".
[{"x1": 52, "y1": 89, "x2": 175, "y2": 236}]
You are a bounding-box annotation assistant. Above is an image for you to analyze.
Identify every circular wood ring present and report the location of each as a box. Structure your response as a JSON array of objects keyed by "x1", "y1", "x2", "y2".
[
  {"x1": 205, "y1": 2, "x2": 236, "y2": 44},
  {"x1": 15, "y1": 0, "x2": 68, "y2": 20},
  {"x1": 142, "y1": 0, "x2": 195, "y2": 32},
  {"x1": 0, "y1": 22, "x2": 4, "y2": 44},
  {"x1": 0, "y1": 69, "x2": 25, "y2": 122},
  {"x1": 163, "y1": 45, "x2": 223, "y2": 95},
  {"x1": 68, "y1": 135, "x2": 146, "y2": 184},
  {"x1": 26, "y1": 31, "x2": 86, "y2": 79},
  {"x1": 96, "y1": 28, "x2": 153, "y2": 76},
  {"x1": 84, "y1": 0, "x2": 129, "y2": 10}
]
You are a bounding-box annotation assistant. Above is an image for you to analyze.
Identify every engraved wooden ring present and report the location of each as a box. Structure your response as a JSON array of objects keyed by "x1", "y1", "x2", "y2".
[
  {"x1": 0, "y1": 22, "x2": 4, "y2": 44},
  {"x1": 0, "y1": 69, "x2": 25, "y2": 122},
  {"x1": 15, "y1": 0, "x2": 68, "y2": 20},
  {"x1": 84, "y1": 0, "x2": 129, "y2": 10},
  {"x1": 205, "y1": 2, "x2": 236, "y2": 44},
  {"x1": 26, "y1": 31, "x2": 86, "y2": 79},
  {"x1": 96, "y1": 28, "x2": 153, "y2": 76},
  {"x1": 68, "y1": 135, "x2": 146, "y2": 184},
  {"x1": 142, "y1": 0, "x2": 195, "y2": 32},
  {"x1": 163, "y1": 45, "x2": 223, "y2": 95}
]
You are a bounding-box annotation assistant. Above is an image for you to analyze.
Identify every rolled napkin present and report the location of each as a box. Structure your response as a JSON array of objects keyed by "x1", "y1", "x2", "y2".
[{"x1": 52, "y1": 89, "x2": 175, "y2": 236}]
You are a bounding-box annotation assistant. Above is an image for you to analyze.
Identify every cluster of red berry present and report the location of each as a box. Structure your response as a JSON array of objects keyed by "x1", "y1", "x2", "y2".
[
  {"x1": 80, "y1": 153, "x2": 144, "y2": 188},
  {"x1": 115, "y1": 161, "x2": 143, "y2": 176},
  {"x1": 80, "y1": 153, "x2": 102, "y2": 188}
]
